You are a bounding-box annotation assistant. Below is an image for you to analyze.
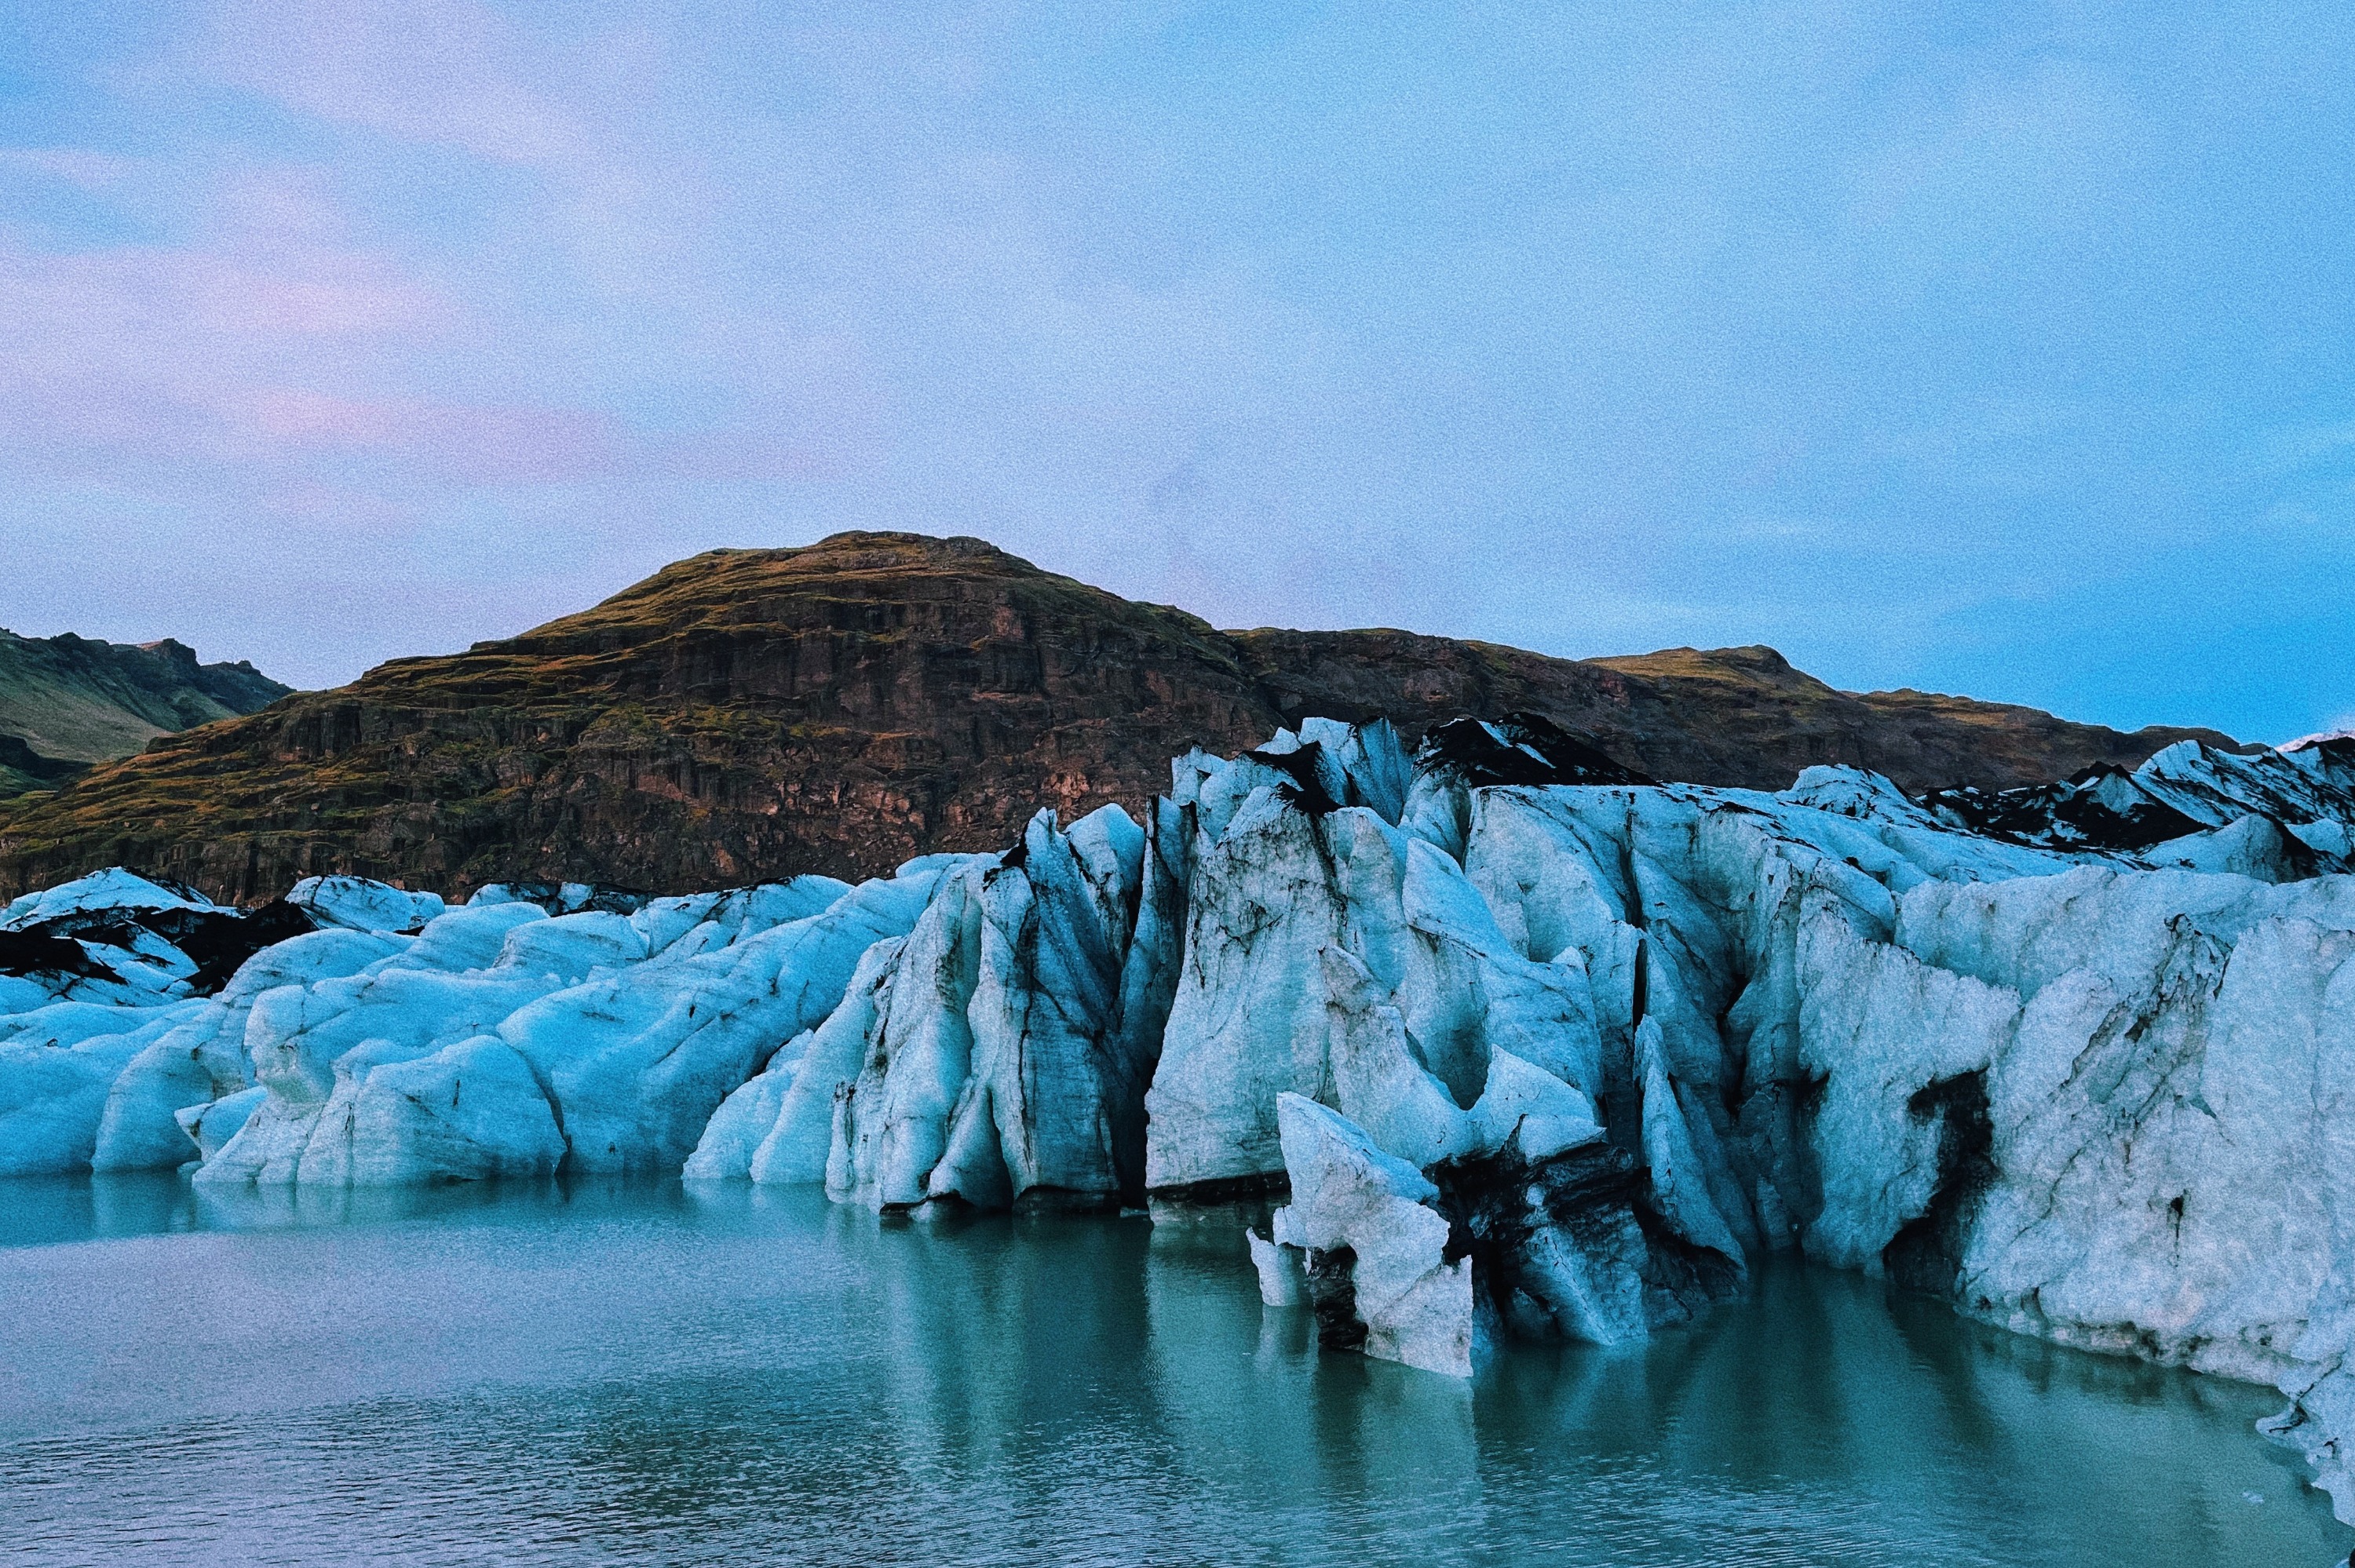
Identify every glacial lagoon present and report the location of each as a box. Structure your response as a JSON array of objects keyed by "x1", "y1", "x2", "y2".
[{"x1": 0, "y1": 1177, "x2": 2343, "y2": 1568}]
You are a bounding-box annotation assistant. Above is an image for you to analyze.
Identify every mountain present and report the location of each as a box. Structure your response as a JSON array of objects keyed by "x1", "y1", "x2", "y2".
[
  {"x1": 0, "y1": 629, "x2": 291, "y2": 799},
  {"x1": 0, "y1": 532, "x2": 2244, "y2": 901}
]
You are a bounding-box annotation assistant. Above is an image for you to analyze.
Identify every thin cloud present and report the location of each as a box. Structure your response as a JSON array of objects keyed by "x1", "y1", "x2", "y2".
[{"x1": 205, "y1": 0, "x2": 591, "y2": 166}]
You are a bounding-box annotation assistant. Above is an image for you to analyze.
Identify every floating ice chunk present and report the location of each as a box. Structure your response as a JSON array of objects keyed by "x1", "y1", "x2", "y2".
[
  {"x1": 1248, "y1": 1227, "x2": 1308, "y2": 1306},
  {"x1": 1269, "y1": 1092, "x2": 1473, "y2": 1377}
]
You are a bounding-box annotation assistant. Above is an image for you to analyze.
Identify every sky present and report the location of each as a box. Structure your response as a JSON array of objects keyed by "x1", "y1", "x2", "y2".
[{"x1": 0, "y1": 2, "x2": 2350, "y2": 742}]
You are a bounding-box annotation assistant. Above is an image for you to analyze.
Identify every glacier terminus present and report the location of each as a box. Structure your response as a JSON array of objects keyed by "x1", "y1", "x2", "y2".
[{"x1": 5, "y1": 717, "x2": 2355, "y2": 1529}]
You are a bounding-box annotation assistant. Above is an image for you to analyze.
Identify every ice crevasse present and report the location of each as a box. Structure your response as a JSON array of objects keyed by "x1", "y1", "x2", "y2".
[{"x1": 5, "y1": 720, "x2": 2355, "y2": 1522}]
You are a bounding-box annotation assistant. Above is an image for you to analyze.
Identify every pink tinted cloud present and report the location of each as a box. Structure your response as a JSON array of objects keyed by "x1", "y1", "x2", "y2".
[
  {"x1": 0, "y1": 226, "x2": 846, "y2": 489},
  {"x1": 3, "y1": 13, "x2": 864, "y2": 498},
  {"x1": 0, "y1": 145, "x2": 773, "y2": 490},
  {"x1": 0, "y1": 224, "x2": 456, "y2": 473},
  {"x1": 246, "y1": 389, "x2": 619, "y2": 483},
  {"x1": 206, "y1": 0, "x2": 590, "y2": 166},
  {"x1": 0, "y1": 148, "x2": 147, "y2": 189}
]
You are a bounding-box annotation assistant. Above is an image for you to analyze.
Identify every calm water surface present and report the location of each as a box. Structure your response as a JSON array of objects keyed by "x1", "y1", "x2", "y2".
[{"x1": 0, "y1": 1176, "x2": 2343, "y2": 1567}]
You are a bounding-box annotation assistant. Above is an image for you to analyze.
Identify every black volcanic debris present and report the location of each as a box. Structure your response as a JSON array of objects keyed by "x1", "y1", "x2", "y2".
[
  {"x1": 481, "y1": 881, "x2": 654, "y2": 916},
  {"x1": 175, "y1": 900, "x2": 322, "y2": 993},
  {"x1": 1416, "y1": 713, "x2": 1653, "y2": 788},
  {"x1": 2299, "y1": 737, "x2": 2355, "y2": 771},
  {"x1": 1922, "y1": 767, "x2": 2207, "y2": 852},
  {"x1": 1497, "y1": 713, "x2": 1656, "y2": 784},
  {"x1": 1243, "y1": 740, "x2": 1345, "y2": 815},
  {"x1": 1916, "y1": 738, "x2": 2355, "y2": 866},
  {"x1": 1305, "y1": 1245, "x2": 1369, "y2": 1351},
  {"x1": 2, "y1": 888, "x2": 325, "y2": 999},
  {"x1": 1429, "y1": 1133, "x2": 1729, "y2": 1336},
  {"x1": 0, "y1": 926, "x2": 116, "y2": 983},
  {"x1": 1882, "y1": 1070, "x2": 1997, "y2": 1299}
]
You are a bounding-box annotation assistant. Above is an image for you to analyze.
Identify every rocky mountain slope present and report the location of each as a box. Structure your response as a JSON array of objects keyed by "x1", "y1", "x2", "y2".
[
  {"x1": 0, "y1": 532, "x2": 2240, "y2": 901},
  {"x1": 0, "y1": 629, "x2": 290, "y2": 799}
]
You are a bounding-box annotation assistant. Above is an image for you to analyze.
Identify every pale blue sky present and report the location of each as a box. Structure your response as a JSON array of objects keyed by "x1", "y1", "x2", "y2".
[{"x1": 1, "y1": 2, "x2": 2349, "y2": 741}]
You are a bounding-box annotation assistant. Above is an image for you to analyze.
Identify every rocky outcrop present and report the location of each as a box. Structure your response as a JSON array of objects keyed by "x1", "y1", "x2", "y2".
[{"x1": 0, "y1": 533, "x2": 2238, "y2": 901}]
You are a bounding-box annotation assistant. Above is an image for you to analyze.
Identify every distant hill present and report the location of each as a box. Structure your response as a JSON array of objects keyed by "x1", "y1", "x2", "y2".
[
  {"x1": 0, "y1": 533, "x2": 2244, "y2": 900},
  {"x1": 0, "y1": 629, "x2": 291, "y2": 799}
]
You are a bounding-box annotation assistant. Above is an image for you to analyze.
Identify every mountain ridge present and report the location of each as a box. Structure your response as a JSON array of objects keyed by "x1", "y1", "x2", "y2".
[
  {"x1": 0, "y1": 531, "x2": 2244, "y2": 900},
  {"x1": 0, "y1": 628, "x2": 291, "y2": 800}
]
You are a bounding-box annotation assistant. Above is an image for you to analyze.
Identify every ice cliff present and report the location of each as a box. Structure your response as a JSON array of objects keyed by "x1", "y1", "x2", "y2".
[{"x1": 5, "y1": 723, "x2": 2355, "y2": 1522}]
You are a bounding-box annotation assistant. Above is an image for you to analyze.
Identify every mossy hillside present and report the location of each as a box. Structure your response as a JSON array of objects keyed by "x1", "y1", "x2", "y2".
[{"x1": 0, "y1": 532, "x2": 2240, "y2": 902}]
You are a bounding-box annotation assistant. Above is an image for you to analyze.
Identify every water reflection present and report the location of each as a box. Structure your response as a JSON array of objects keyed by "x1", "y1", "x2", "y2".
[{"x1": 0, "y1": 1177, "x2": 2342, "y2": 1567}]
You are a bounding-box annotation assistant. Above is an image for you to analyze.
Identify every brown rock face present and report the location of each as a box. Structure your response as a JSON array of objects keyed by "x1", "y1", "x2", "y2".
[{"x1": 0, "y1": 533, "x2": 2242, "y2": 901}]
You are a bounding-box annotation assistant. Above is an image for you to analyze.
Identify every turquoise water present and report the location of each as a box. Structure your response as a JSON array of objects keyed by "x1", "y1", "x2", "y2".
[{"x1": 0, "y1": 1176, "x2": 2343, "y2": 1567}]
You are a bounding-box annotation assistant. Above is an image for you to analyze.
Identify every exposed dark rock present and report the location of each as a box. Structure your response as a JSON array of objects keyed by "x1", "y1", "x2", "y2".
[
  {"x1": 175, "y1": 901, "x2": 322, "y2": 994},
  {"x1": 1305, "y1": 1245, "x2": 1369, "y2": 1351},
  {"x1": 1430, "y1": 1133, "x2": 1736, "y2": 1343},
  {"x1": 0, "y1": 926, "x2": 115, "y2": 983},
  {"x1": 1922, "y1": 767, "x2": 2210, "y2": 852},
  {"x1": 1417, "y1": 713, "x2": 1653, "y2": 788},
  {"x1": 2, "y1": 893, "x2": 323, "y2": 998},
  {"x1": 1882, "y1": 1070, "x2": 1996, "y2": 1299},
  {"x1": 1243, "y1": 739, "x2": 1344, "y2": 815},
  {"x1": 476, "y1": 882, "x2": 654, "y2": 917}
]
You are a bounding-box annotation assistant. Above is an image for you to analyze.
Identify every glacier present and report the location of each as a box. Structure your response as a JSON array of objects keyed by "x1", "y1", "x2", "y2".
[{"x1": 5, "y1": 722, "x2": 2355, "y2": 1523}]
